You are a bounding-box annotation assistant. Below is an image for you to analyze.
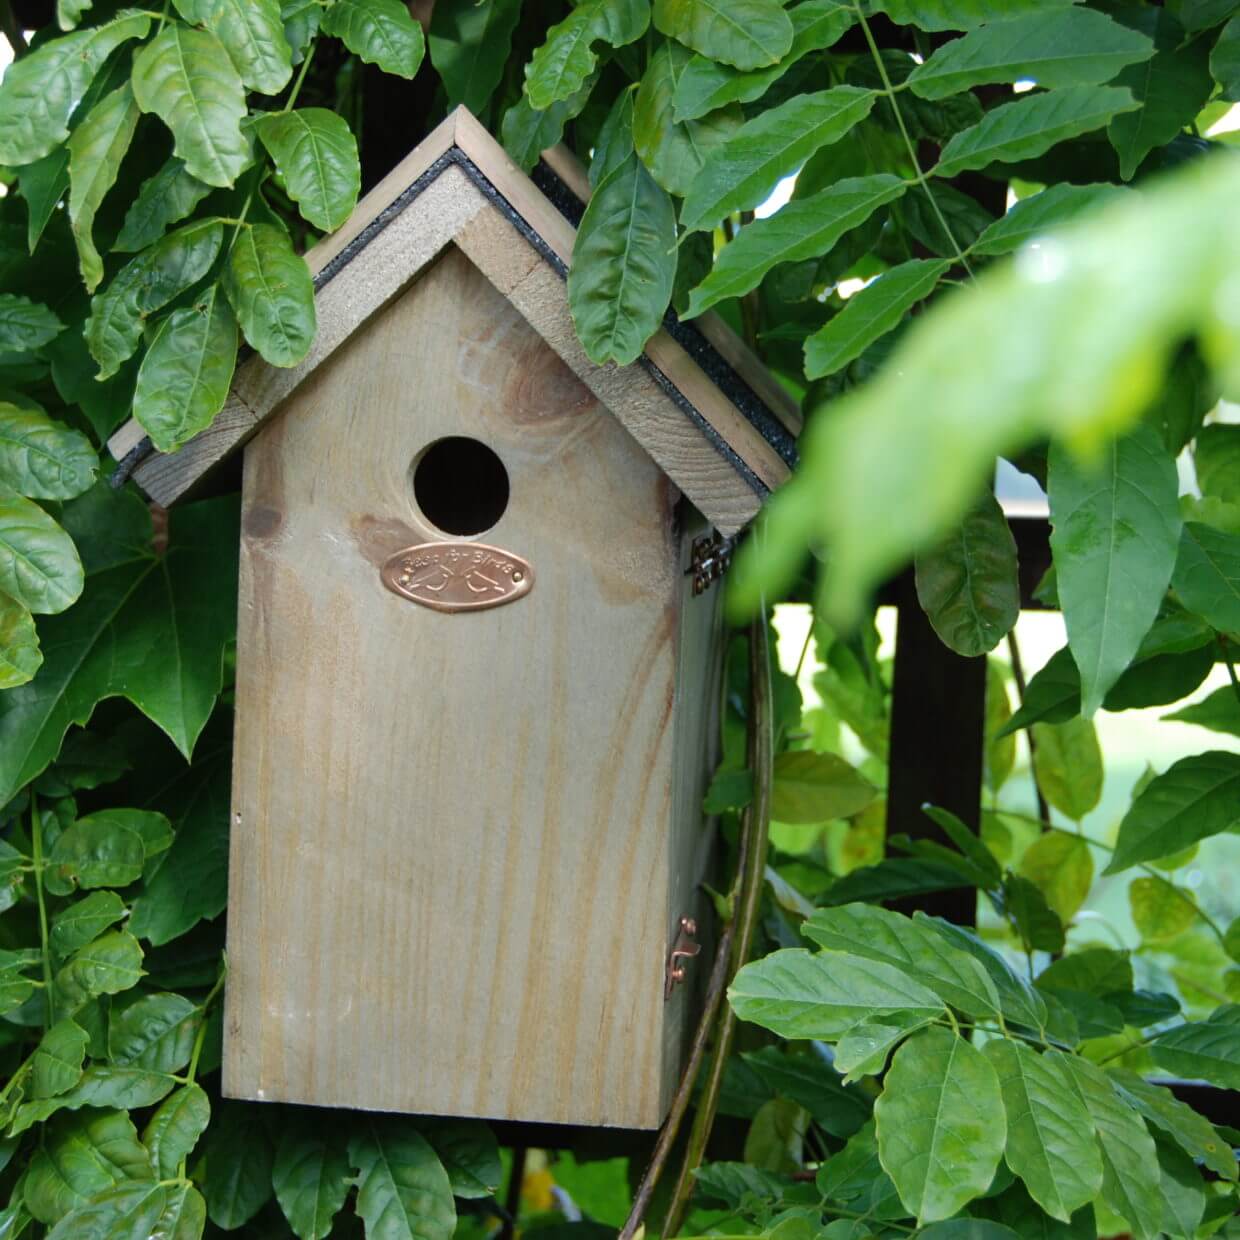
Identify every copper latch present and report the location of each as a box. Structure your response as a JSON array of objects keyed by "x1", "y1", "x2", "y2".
[
  {"x1": 664, "y1": 917, "x2": 700, "y2": 999},
  {"x1": 687, "y1": 532, "x2": 734, "y2": 596}
]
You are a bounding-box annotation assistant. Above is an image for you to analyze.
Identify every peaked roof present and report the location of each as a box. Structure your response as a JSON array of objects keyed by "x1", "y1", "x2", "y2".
[{"x1": 107, "y1": 107, "x2": 799, "y2": 535}]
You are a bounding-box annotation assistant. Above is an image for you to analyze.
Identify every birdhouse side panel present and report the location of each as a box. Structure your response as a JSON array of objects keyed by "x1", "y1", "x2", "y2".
[{"x1": 223, "y1": 247, "x2": 683, "y2": 1128}]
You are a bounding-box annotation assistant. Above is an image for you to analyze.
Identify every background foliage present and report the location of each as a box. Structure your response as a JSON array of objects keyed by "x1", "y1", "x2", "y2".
[{"x1": 1, "y1": 0, "x2": 1240, "y2": 1236}]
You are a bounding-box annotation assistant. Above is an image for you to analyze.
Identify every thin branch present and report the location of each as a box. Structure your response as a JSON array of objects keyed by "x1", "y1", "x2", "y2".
[
  {"x1": 0, "y1": 1, "x2": 26, "y2": 57},
  {"x1": 1005, "y1": 630, "x2": 1050, "y2": 825},
  {"x1": 499, "y1": 1145, "x2": 526, "y2": 1240}
]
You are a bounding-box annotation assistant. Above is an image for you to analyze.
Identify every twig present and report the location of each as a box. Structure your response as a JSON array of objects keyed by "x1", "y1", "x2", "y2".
[
  {"x1": 30, "y1": 793, "x2": 54, "y2": 1028},
  {"x1": 662, "y1": 613, "x2": 773, "y2": 1238},
  {"x1": 499, "y1": 1145, "x2": 526, "y2": 1240},
  {"x1": 0, "y1": 1, "x2": 26, "y2": 57},
  {"x1": 1005, "y1": 630, "x2": 1050, "y2": 825},
  {"x1": 618, "y1": 920, "x2": 736, "y2": 1240}
]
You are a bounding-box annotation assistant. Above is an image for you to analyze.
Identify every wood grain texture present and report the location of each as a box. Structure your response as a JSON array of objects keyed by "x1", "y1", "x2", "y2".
[{"x1": 224, "y1": 247, "x2": 696, "y2": 1128}]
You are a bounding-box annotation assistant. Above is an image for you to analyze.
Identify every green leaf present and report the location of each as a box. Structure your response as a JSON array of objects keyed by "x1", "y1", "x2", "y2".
[
  {"x1": 224, "y1": 224, "x2": 316, "y2": 368},
  {"x1": 428, "y1": 0, "x2": 522, "y2": 114},
  {"x1": 771, "y1": 751, "x2": 875, "y2": 824},
  {"x1": 1212, "y1": 14, "x2": 1240, "y2": 101},
  {"x1": 567, "y1": 153, "x2": 675, "y2": 367},
  {"x1": 680, "y1": 86, "x2": 877, "y2": 233},
  {"x1": 143, "y1": 1083, "x2": 210, "y2": 1180},
  {"x1": 500, "y1": 79, "x2": 596, "y2": 171},
  {"x1": 420, "y1": 1122, "x2": 501, "y2": 1200},
  {"x1": 321, "y1": 0, "x2": 428, "y2": 78},
  {"x1": 652, "y1": 0, "x2": 792, "y2": 70},
  {"x1": 833, "y1": 1013, "x2": 933, "y2": 1082},
  {"x1": 1130, "y1": 875, "x2": 1197, "y2": 942},
  {"x1": 1195, "y1": 424, "x2": 1240, "y2": 503},
  {"x1": 58, "y1": 0, "x2": 93, "y2": 30},
  {"x1": 23, "y1": 1109, "x2": 150, "y2": 1226},
  {"x1": 1031, "y1": 717, "x2": 1102, "y2": 821},
  {"x1": 21, "y1": 146, "x2": 72, "y2": 253},
  {"x1": 909, "y1": 9, "x2": 1152, "y2": 101},
  {"x1": 256, "y1": 108, "x2": 361, "y2": 233},
  {"x1": 1153, "y1": 1138, "x2": 1206, "y2": 1240},
  {"x1": 1172, "y1": 521, "x2": 1240, "y2": 632},
  {"x1": 1003, "y1": 874, "x2": 1066, "y2": 954},
  {"x1": 1152, "y1": 1005, "x2": 1240, "y2": 1090},
  {"x1": 804, "y1": 902, "x2": 1001, "y2": 1021},
  {"x1": 686, "y1": 173, "x2": 903, "y2": 316},
  {"x1": 67, "y1": 83, "x2": 139, "y2": 293},
  {"x1": 115, "y1": 159, "x2": 212, "y2": 253},
  {"x1": 633, "y1": 42, "x2": 741, "y2": 197},
  {"x1": 134, "y1": 283, "x2": 238, "y2": 452},
  {"x1": 0, "y1": 12, "x2": 151, "y2": 167},
  {"x1": 47, "y1": 814, "x2": 145, "y2": 890},
  {"x1": 15, "y1": 1064, "x2": 177, "y2": 1124},
  {"x1": 1018, "y1": 832, "x2": 1092, "y2": 922},
  {"x1": 914, "y1": 492, "x2": 1018, "y2": 657},
  {"x1": 917, "y1": 1224, "x2": 1020, "y2": 1240},
  {"x1": 54, "y1": 929, "x2": 144, "y2": 1012},
  {"x1": 0, "y1": 603, "x2": 41, "y2": 690},
  {"x1": 729, "y1": 947, "x2": 945, "y2": 1040},
  {"x1": 282, "y1": 0, "x2": 321, "y2": 64},
  {"x1": 349, "y1": 1122, "x2": 456, "y2": 1240},
  {"x1": 1166, "y1": 685, "x2": 1240, "y2": 736},
  {"x1": 50, "y1": 890, "x2": 126, "y2": 957},
  {"x1": 671, "y1": 0, "x2": 855, "y2": 123},
  {"x1": 869, "y1": 0, "x2": 1078, "y2": 32},
  {"x1": 1039, "y1": 948, "x2": 1131, "y2": 996},
  {"x1": 0, "y1": 491, "x2": 238, "y2": 801},
  {"x1": 0, "y1": 487, "x2": 83, "y2": 615},
  {"x1": 933, "y1": 86, "x2": 1138, "y2": 180},
  {"x1": 806, "y1": 258, "x2": 946, "y2": 381},
  {"x1": 874, "y1": 1027, "x2": 1005, "y2": 1225},
  {"x1": 983, "y1": 1039, "x2": 1101, "y2": 1222},
  {"x1": 1107, "y1": 1069, "x2": 1237, "y2": 1181},
  {"x1": 523, "y1": 0, "x2": 647, "y2": 108},
  {"x1": 204, "y1": 0, "x2": 293, "y2": 94},
  {"x1": 1106, "y1": 750, "x2": 1240, "y2": 873},
  {"x1": 132, "y1": 24, "x2": 250, "y2": 188},
  {"x1": 972, "y1": 183, "x2": 1131, "y2": 259},
  {"x1": 1049, "y1": 425, "x2": 1181, "y2": 717},
  {"x1": 0, "y1": 403, "x2": 96, "y2": 501},
  {"x1": 109, "y1": 992, "x2": 198, "y2": 1072},
  {"x1": 274, "y1": 1129, "x2": 351, "y2": 1240},
  {"x1": 0, "y1": 295, "x2": 63, "y2": 353},
  {"x1": 87, "y1": 218, "x2": 225, "y2": 380},
  {"x1": 1108, "y1": 11, "x2": 1213, "y2": 181},
  {"x1": 743, "y1": 1047, "x2": 870, "y2": 1138},
  {"x1": 204, "y1": 1102, "x2": 275, "y2": 1229},
  {"x1": 31, "y1": 1020, "x2": 89, "y2": 1099},
  {"x1": 1181, "y1": 0, "x2": 1240, "y2": 31},
  {"x1": 155, "y1": 1184, "x2": 206, "y2": 1240},
  {"x1": 1053, "y1": 1053, "x2": 1163, "y2": 1240},
  {"x1": 45, "y1": 1180, "x2": 166, "y2": 1240}
]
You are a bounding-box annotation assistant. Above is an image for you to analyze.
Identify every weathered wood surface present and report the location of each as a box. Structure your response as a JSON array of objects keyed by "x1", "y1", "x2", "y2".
[{"x1": 225, "y1": 248, "x2": 700, "y2": 1127}]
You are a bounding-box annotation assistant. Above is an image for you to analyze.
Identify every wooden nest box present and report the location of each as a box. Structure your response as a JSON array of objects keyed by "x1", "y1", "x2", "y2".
[{"x1": 108, "y1": 108, "x2": 797, "y2": 1129}]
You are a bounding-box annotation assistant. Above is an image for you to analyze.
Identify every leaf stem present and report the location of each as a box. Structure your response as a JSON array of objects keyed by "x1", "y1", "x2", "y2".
[
  {"x1": 185, "y1": 960, "x2": 227, "y2": 1087},
  {"x1": 281, "y1": 39, "x2": 317, "y2": 115},
  {"x1": 30, "y1": 792, "x2": 54, "y2": 1028}
]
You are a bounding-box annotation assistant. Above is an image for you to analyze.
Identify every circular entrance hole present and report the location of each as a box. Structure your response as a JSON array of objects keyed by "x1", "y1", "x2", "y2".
[{"x1": 412, "y1": 436, "x2": 510, "y2": 536}]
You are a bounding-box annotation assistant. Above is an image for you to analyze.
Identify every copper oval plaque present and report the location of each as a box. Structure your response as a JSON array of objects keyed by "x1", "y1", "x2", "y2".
[{"x1": 380, "y1": 542, "x2": 534, "y2": 613}]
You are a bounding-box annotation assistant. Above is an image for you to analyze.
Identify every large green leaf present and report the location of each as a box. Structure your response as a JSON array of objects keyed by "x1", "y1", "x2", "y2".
[
  {"x1": 204, "y1": 1103, "x2": 275, "y2": 1229},
  {"x1": 909, "y1": 9, "x2": 1151, "y2": 101},
  {"x1": 1049, "y1": 425, "x2": 1181, "y2": 717},
  {"x1": 50, "y1": 890, "x2": 126, "y2": 957},
  {"x1": 1212, "y1": 14, "x2": 1240, "y2": 100},
  {"x1": 652, "y1": 0, "x2": 792, "y2": 70},
  {"x1": 87, "y1": 218, "x2": 224, "y2": 380},
  {"x1": 1106, "y1": 750, "x2": 1240, "y2": 873},
  {"x1": 54, "y1": 930, "x2": 144, "y2": 1013},
  {"x1": 914, "y1": 492, "x2": 1018, "y2": 657},
  {"x1": 274, "y1": 1130, "x2": 353, "y2": 1239},
  {"x1": 30, "y1": 1019, "x2": 89, "y2": 1099},
  {"x1": 132, "y1": 23, "x2": 250, "y2": 188},
  {"x1": 1018, "y1": 831, "x2": 1092, "y2": 922},
  {"x1": 771, "y1": 751, "x2": 875, "y2": 823},
  {"x1": 0, "y1": 294, "x2": 64, "y2": 353},
  {"x1": 0, "y1": 403, "x2": 96, "y2": 500},
  {"x1": 1053, "y1": 1053, "x2": 1162, "y2": 1240},
  {"x1": 1130, "y1": 875, "x2": 1197, "y2": 942},
  {"x1": 1031, "y1": 717, "x2": 1102, "y2": 821},
  {"x1": 45, "y1": 1180, "x2": 167, "y2": 1240},
  {"x1": 204, "y1": 0, "x2": 294, "y2": 94},
  {"x1": 833, "y1": 1012, "x2": 934, "y2": 1082},
  {"x1": 224, "y1": 224, "x2": 316, "y2": 368},
  {"x1": 155, "y1": 1184, "x2": 206, "y2": 1240},
  {"x1": 869, "y1": 0, "x2": 1078, "y2": 32},
  {"x1": 257, "y1": 109, "x2": 361, "y2": 233},
  {"x1": 0, "y1": 490, "x2": 238, "y2": 801},
  {"x1": 428, "y1": 0, "x2": 523, "y2": 114},
  {"x1": 671, "y1": 0, "x2": 855, "y2": 123},
  {"x1": 523, "y1": 0, "x2": 646, "y2": 108},
  {"x1": 109, "y1": 992, "x2": 198, "y2": 1072},
  {"x1": 420, "y1": 1123, "x2": 502, "y2": 1201},
  {"x1": 1164, "y1": 686, "x2": 1240, "y2": 737},
  {"x1": 1108, "y1": 11, "x2": 1213, "y2": 181},
  {"x1": 806, "y1": 258, "x2": 946, "y2": 380},
  {"x1": 114, "y1": 158, "x2": 212, "y2": 253},
  {"x1": 933, "y1": 86, "x2": 1138, "y2": 180},
  {"x1": 633, "y1": 42, "x2": 741, "y2": 197},
  {"x1": 680, "y1": 86, "x2": 877, "y2": 233},
  {"x1": 134, "y1": 283, "x2": 238, "y2": 452},
  {"x1": 0, "y1": 12, "x2": 151, "y2": 167},
  {"x1": 1172, "y1": 521, "x2": 1240, "y2": 632},
  {"x1": 729, "y1": 947, "x2": 945, "y2": 1039},
  {"x1": 501, "y1": 77, "x2": 596, "y2": 171},
  {"x1": 67, "y1": 82, "x2": 139, "y2": 292},
  {"x1": 321, "y1": 0, "x2": 427, "y2": 78},
  {"x1": 47, "y1": 813, "x2": 145, "y2": 891},
  {"x1": 1152, "y1": 1005, "x2": 1240, "y2": 1090},
  {"x1": 0, "y1": 593, "x2": 40, "y2": 690},
  {"x1": 1196, "y1": 424, "x2": 1240, "y2": 504},
  {"x1": 804, "y1": 903, "x2": 1000, "y2": 1021},
  {"x1": 0, "y1": 487, "x2": 83, "y2": 615},
  {"x1": 567, "y1": 153, "x2": 675, "y2": 366},
  {"x1": 143, "y1": 1083, "x2": 210, "y2": 1180},
  {"x1": 686, "y1": 173, "x2": 903, "y2": 315},
  {"x1": 874, "y1": 1028, "x2": 1005, "y2": 1224},
  {"x1": 971, "y1": 184, "x2": 1131, "y2": 259},
  {"x1": 349, "y1": 1122, "x2": 456, "y2": 1240},
  {"x1": 983, "y1": 1040, "x2": 1101, "y2": 1221}
]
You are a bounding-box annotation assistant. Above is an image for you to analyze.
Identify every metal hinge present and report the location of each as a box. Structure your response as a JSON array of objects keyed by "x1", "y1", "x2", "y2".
[
  {"x1": 687, "y1": 532, "x2": 734, "y2": 596},
  {"x1": 664, "y1": 917, "x2": 701, "y2": 999}
]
